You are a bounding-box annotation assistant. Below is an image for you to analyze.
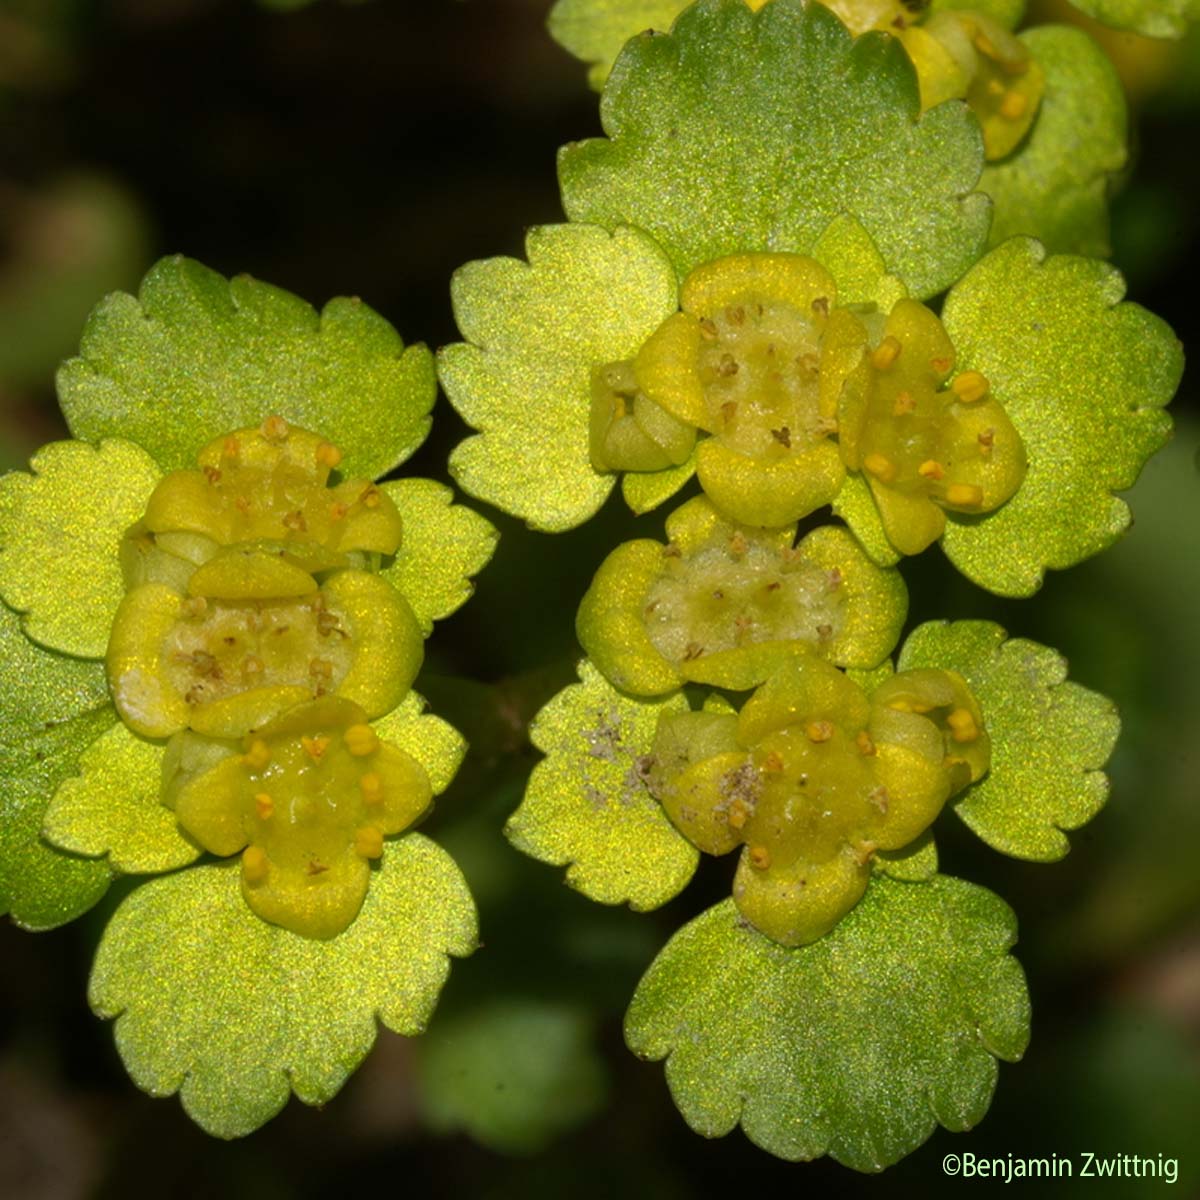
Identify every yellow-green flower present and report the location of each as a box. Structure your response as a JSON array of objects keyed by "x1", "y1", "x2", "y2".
[
  {"x1": 576, "y1": 494, "x2": 907, "y2": 694},
  {"x1": 0, "y1": 256, "x2": 497, "y2": 1136},
  {"x1": 647, "y1": 656, "x2": 987, "y2": 944}
]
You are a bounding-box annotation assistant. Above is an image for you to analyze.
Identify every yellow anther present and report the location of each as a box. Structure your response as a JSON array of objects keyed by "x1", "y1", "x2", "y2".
[
  {"x1": 361, "y1": 487, "x2": 381, "y2": 509},
  {"x1": 360, "y1": 772, "x2": 383, "y2": 803},
  {"x1": 243, "y1": 739, "x2": 271, "y2": 771},
  {"x1": 727, "y1": 801, "x2": 749, "y2": 831},
  {"x1": 806, "y1": 720, "x2": 834, "y2": 744},
  {"x1": 354, "y1": 826, "x2": 384, "y2": 859},
  {"x1": 930, "y1": 355, "x2": 952, "y2": 375},
  {"x1": 986, "y1": 78, "x2": 1005, "y2": 97},
  {"x1": 951, "y1": 371, "x2": 990, "y2": 404},
  {"x1": 254, "y1": 792, "x2": 274, "y2": 819},
  {"x1": 729, "y1": 532, "x2": 748, "y2": 557},
  {"x1": 888, "y1": 698, "x2": 931, "y2": 714},
  {"x1": 222, "y1": 435, "x2": 241, "y2": 458},
  {"x1": 309, "y1": 657, "x2": 334, "y2": 680},
  {"x1": 301, "y1": 734, "x2": 330, "y2": 761},
  {"x1": 945, "y1": 483, "x2": 985, "y2": 508},
  {"x1": 856, "y1": 730, "x2": 876, "y2": 757},
  {"x1": 329, "y1": 501, "x2": 349, "y2": 522},
  {"x1": 974, "y1": 31, "x2": 1000, "y2": 58},
  {"x1": 863, "y1": 453, "x2": 897, "y2": 484},
  {"x1": 344, "y1": 723, "x2": 379, "y2": 757},
  {"x1": 261, "y1": 414, "x2": 290, "y2": 442},
  {"x1": 763, "y1": 750, "x2": 785, "y2": 773},
  {"x1": 749, "y1": 845, "x2": 771, "y2": 871},
  {"x1": 242, "y1": 845, "x2": 269, "y2": 884},
  {"x1": 613, "y1": 394, "x2": 628, "y2": 421},
  {"x1": 870, "y1": 336, "x2": 902, "y2": 370},
  {"x1": 947, "y1": 707, "x2": 980, "y2": 743},
  {"x1": 999, "y1": 91, "x2": 1028, "y2": 120},
  {"x1": 978, "y1": 428, "x2": 995, "y2": 456},
  {"x1": 918, "y1": 459, "x2": 946, "y2": 481},
  {"x1": 316, "y1": 441, "x2": 343, "y2": 469},
  {"x1": 182, "y1": 596, "x2": 208, "y2": 620},
  {"x1": 892, "y1": 390, "x2": 915, "y2": 416}
]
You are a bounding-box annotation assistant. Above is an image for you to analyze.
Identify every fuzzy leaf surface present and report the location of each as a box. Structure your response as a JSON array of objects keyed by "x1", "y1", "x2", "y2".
[
  {"x1": 900, "y1": 620, "x2": 1119, "y2": 860},
  {"x1": 940, "y1": 239, "x2": 1180, "y2": 595},
  {"x1": 560, "y1": 0, "x2": 989, "y2": 299},
  {"x1": 89, "y1": 835, "x2": 476, "y2": 1138},
  {"x1": 626, "y1": 878, "x2": 1029, "y2": 1169},
  {"x1": 59, "y1": 255, "x2": 435, "y2": 479}
]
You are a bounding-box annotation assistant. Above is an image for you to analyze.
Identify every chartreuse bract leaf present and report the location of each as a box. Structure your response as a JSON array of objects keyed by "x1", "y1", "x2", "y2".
[
  {"x1": 0, "y1": 604, "x2": 116, "y2": 929},
  {"x1": 559, "y1": 0, "x2": 989, "y2": 300},
  {"x1": 626, "y1": 878, "x2": 1029, "y2": 1169},
  {"x1": 549, "y1": 0, "x2": 688, "y2": 89},
  {"x1": 505, "y1": 659, "x2": 699, "y2": 909},
  {"x1": 940, "y1": 238, "x2": 1181, "y2": 595},
  {"x1": 89, "y1": 835, "x2": 476, "y2": 1138},
  {"x1": 1067, "y1": 0, "x2": 1199, "y2": 37},
  {"x1": 0, "y1": 438, "x2": 160, "y2": 657},
  {"x1": 378, "y1": 479, "x2": 498, "y2": 634},
  {"x1": 58, "y1": 255, "x2": 436, "y2": 479},
  {"x1": 980, "y1": 28, "x2": 1127, "y2": 257},
  {"x1": 440, "y1": 224, "x2": 678, "y2": 530},
  {"x1": 899, "y1": 620, "x2": 1119, "y2": 861}
]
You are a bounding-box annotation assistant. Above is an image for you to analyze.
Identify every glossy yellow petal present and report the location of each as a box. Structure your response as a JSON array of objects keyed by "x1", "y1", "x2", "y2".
[
  {"x1": 680, "y1": 253, "x2": 837, "y2": 319},
  {"x1": 186, "y1": 549, "x2": 318, "y2": 600},
  {"x1": 633, "y1": 312, "x2": 709, "y2": 429},
  {"x1": 106, "y1": 583, "x2": 191, "y2": 738}
]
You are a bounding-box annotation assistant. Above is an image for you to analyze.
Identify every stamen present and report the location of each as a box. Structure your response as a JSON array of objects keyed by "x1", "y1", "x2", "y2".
[
  {"x1": 354, "y1": 827, "x2": 384, "y2": 859},
  {"x1": 806, "y1": 720, "x2": 834, "y2": 744},
  {"x1": 255, "y1": 792, "x2": 274, "y2": 819},
  {"x1": 945, "y1": 483, "x2": 985, "y2": 508},
  {"x1": 863, "y1": 453, "x2": 897, "y2": 483},
  {"x1": 918, "y1": 459, "x2": 946, "y2": 481},
  {"x1": 261, "y1": 414, "x2": 290, "y2": 442},
  {"x1": 870, "y1": 336, "x2": 902, "y2": 370},
  {"x1": 242, "y1": 845, "x2": 269, "y2": 883},
  {"x1": 947, "y1": 708, "x2": 980, "y2": 743},
  {"x1": 344, "y1": 724, "x2": 379, "y2": 757},
  {"x1": 951, "y1": 371, "x2": 990, "y2": 403}
]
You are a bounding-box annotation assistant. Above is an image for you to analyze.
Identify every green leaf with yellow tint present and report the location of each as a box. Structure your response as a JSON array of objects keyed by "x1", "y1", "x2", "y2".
[
  {"x1": 560, "y1": 0, "x2": 989, "y2": 299},
  {"x1": 1067, "y1": 0, "x2": 1198, "y2": 37},
  {"x1": 42, "y1": 721, "x2": 201, "y2": 875},
  {"x1": 0, "y1": 438, "x2": 160, "y2": 658},
  {"x1": 626, "y1": 878, "x2": 1029, "y2": 1169},
  {"x1": 874, "y1": 830, "x2": 938, "y2": 881},
  {"x1": 0, "y1": 604, "x2": 115, "y2": 929},
  {"x1": 549, "y1": 0, "x2": 689, "y2": 89},
  {"x1": 378, "y1": 479, "x2": 499, "y2": 635},
  {"x1": 371, "y1": 689, "x2": 467, "y2": 797},
  {"x1": 89, "y1": 833, "x2": 476, "y2": 1138},
  {"x1": 58, "y1": 255, "x2": 435, "y2": 480},
  {"x1": 441, "y1": 224, "x2": 678, "y2": 531},
  {"x1": 899, "y1": 620, "x2": 1119, "y2": 861},
  {"x1": 506, "y1": 659, "x2": 698, "y2": 909},
  {"x1": 940, "y1": 239, "x2": 1180, "y2": 596},
  {"x1": 981, "y1": 28, "x2": 1127, "y2": 257}
]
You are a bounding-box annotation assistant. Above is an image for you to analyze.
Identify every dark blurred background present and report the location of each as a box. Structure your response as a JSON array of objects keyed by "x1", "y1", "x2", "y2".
[{"x1": 1, "y1": 0, "x2": 1198, "y2": 1195}]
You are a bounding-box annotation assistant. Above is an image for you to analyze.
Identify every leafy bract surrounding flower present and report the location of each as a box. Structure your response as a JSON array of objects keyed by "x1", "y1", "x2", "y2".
[
  {"x1": 506, "y1": 660, "x2": 700, "y2": 910},
  {"x1": 0, "y1": 256, "x2": 496, "y2": 1135},
  {"x1": 1066, "y1": 0, "x2": 1199, "y2": 37},
  {"x1": 980, "y1": 27, "x2": 1127, "y2": 258},
  {"x1": 625, "y1": 879, "x2": 1030, "y2": 1170},
  {"x1": 577, "y1": 496, "x2": 907, "y2": 694},
  {"x1": 899, "y1": 620, "x2": 1120, "y2": 860},
  {"x1": 559, "y1": 0, "x2": 989, "y2": 301},
  {"x1": 89, "y1": 835, "x2": 476, "y2": 1139},
  {"x1": 939, "y1": 238, "x2": 1180, "y2": 596},
  {"x1": 57, "y1": 254, "x2": 435, "y2": 481}
]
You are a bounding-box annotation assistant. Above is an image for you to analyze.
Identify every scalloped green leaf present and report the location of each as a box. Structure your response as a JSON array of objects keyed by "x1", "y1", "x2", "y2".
[
  {"x1": 372, "y1": 690, "x2": 467, "y2": 797},
  {"x1": 549, "y1": 0, "x2": 689, "y2": 89},
  {"x1": 981, "y1": 28, "x2": 1127, "y2": 257},
  {"x1": 417, "y1": 999, "x2": 608, "y2": 1153},
  {"x1": 0, "y1": 604, "x2": 115, "y2": 929},
  {"x1": 621, "y1": 453, "x2": 696, "y2": 515},
  {"x1": 899, "y1": 620, "x2": 1119, "y2": 861},
  {"x1": 626, "y1": 877, "x2": 1029, "y2": 1170},
  {"x1": 940, "y1": 239, "x2": 1180, "y2": 596},
  {"x1": 89, "y1": 833, "x2": 476, "y2": 1138},
  {"x1": 441, "y1": 224, "x2": 678, "y2": 531},
  {"x1": 559, "y1": 0, "x2": 989, "y2": 300},
  {"x1": 378, "y1": 479, "x2": 498, "y2": 635},
  {"x1": 0, "y1": 438, "x2": 160, "y2": 658},
  {"x1": 42, "y1": 721, "x2": 200, "y2": 875},
  {"x1": 811, "y1": 214, "x2": 908, "y2": 310},
  {"x1": 1067, "y1": 0, "x2": 1198, "y2": 37},
  {"x1": 832, "y1": 473, "x2": 902, "y2": 567},
  {"x1": 58, "y1": 255, "x2": 435, "y2": 479},
  {"x1": 506, "y1": 660, "x2": 698, "y2": 909},
  {"x1": 875, "y1": 831, "x2": 938, "y2": 881}
]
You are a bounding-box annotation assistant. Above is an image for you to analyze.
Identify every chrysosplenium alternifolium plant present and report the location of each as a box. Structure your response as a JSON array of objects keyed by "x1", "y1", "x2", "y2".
[
  {"x1": 439, "y1": 0, "x2": 1183, "y2": 1169},
  {"x1": 0, "y1": 256, "x2": 497, "y2": 1137}
]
